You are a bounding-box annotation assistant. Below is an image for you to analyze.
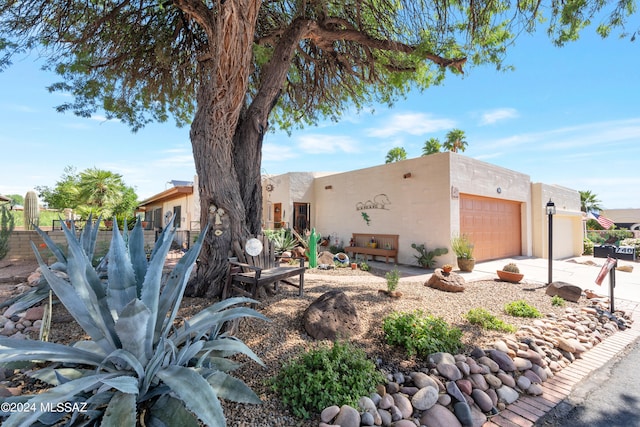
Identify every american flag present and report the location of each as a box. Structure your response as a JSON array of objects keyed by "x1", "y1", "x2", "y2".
[{"x1": 587, "y1": 211, "x2": 615, "y2": 229}]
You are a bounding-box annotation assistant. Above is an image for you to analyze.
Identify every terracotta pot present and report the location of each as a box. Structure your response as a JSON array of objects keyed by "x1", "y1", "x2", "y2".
[
  {"x1": 457, "y1": 258, "x2": 475, "y2": 272},
  {"x1": 351, "y1": 263, "x2": 357, "y2": 270},
  {"x1": 442, "y1": 266, "x2": 453, "y2": 274},
  {"x1": 497, "y1": 270, "x2": 524, "y2": 283}
]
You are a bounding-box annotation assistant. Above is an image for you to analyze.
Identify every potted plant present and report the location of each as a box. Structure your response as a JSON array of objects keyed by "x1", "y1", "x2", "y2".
[
  {"x1": 379, "y1": 266, "x2": 402, "y2": 298},
  {"x1": 411, "y1": 243, "x2": 448, "y2": 269},
  {"x1": 497, "y1": 262, "x2": 524, "y2": 283},
  {"x1": 451, "y1": 234, "x2": 475, "y2": 272}
]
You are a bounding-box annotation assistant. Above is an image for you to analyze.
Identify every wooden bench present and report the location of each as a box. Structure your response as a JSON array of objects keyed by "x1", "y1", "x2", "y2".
[
  {"x1": 222, "y1": 234, "x2": 305, "y2": 301},
  {"x1": 344, "y1": 233, "x2": 399, "y2": 263}
]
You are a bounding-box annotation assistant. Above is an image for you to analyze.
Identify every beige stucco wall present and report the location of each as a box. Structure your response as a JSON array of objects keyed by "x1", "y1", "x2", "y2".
[
  {"x1": 262, "y1": 153, "x2": 584, "y2": 265},
  {"x1": 531, "y1": 183, "x2": 583, "y2": 259}
]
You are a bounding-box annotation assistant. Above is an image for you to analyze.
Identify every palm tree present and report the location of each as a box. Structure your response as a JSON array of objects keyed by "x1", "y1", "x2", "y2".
[
  {"x1": 580, "y1": 190, "x2": 603, "y2": 213},
  {"x1": 422, "y1": 137, "x2": 441, "y2": 155},
  {"x1": 78, "y1": 168, "x2": 127, "y2": 217},
  {"x1": 385, "y1": 147, "x2": 407, "y2": 163},
  {"x1": 443, "y1": 129, "x2": 468, "y2": 153}
]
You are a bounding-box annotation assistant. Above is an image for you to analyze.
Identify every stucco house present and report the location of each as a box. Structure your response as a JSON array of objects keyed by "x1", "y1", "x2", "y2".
[
  {"x1": 262, "y1": 152, "x2": 584, "y2": 266},
  {"x1": 136, "y1": 178, "x2": 200, "y2": 248},
  {"x1": 601, "y1": 209, "x2": 640, "y2": 231}
]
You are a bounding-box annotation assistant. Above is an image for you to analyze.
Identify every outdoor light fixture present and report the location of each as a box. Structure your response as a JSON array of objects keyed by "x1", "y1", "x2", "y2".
[{"x1": 546, "y1": 199, "x2": 556, "y2": 285}]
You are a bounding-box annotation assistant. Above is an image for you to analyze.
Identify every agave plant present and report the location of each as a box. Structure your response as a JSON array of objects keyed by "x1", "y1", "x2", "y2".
[{"x1": 0, "y1": 218, "x2": 267, "y2": 426}]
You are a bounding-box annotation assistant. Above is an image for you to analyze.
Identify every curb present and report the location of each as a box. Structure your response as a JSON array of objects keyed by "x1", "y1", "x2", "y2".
[{"x1": 482, "y1": 299, "x2": 640, "y2": 427}]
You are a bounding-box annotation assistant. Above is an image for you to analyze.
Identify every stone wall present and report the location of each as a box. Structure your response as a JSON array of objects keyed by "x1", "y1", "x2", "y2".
[{"x1": 3, "y1": 230, "x2": 157, "y2": 262}]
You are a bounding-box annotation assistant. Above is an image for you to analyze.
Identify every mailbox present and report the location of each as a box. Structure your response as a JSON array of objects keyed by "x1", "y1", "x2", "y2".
[{"x1": 593, "y1": 245, "x2": 636, "y2": 261}]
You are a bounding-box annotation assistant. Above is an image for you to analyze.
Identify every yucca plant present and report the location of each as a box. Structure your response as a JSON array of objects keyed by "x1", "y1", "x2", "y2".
[{"x1": 0, "y1": 218, "x2": 267, "y2": 426}]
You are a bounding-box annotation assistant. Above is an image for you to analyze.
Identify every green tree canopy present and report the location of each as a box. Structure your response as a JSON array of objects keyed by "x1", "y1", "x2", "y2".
[
  {"x1": 385, "y1": 147, "x2": 408, "y2": 163},
  {"x1": 36, "y1": 166, "x2": 138, "y2": 219},
  {"x1": 5, "y1": 194, "x2": 23, "y2": 206},
  {"x1": 1, "y1": 0, "x2": 636, "y2": 296},
  {"x1": 422, "y1": 137, "x2": 442, "y2": 156},
  {"x1": 443, "y1": 129, "x2": 468, "y2": 153}
]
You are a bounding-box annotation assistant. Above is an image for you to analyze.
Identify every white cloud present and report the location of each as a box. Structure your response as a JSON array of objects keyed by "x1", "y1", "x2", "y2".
[
  {"x1": 263, "y1": 142, "x2": 298, "y2": 161},
  {"x1": 366, "y1": 112, "x2": 455, "y2": 138},
  {"x1": 296, "y1": 134, "x2": 359, "y2": 154},
  {"x1": 479, "y1": 108, "x2": 518, "y2": 125}
]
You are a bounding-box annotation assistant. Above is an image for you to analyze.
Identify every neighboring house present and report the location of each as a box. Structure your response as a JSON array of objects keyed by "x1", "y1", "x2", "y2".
[
  {"x1": 601, "y1": 209, "x2": 640, "y2": 231},
  {"x1": 0, "y1": 194, "x2": 11, "y2": 203},
  {"x1": 262, "y1": 152, "x2": 584, "y2": 266},
  {"x1": 136, "y1": 178, "x2": 200, "y2": 249}
]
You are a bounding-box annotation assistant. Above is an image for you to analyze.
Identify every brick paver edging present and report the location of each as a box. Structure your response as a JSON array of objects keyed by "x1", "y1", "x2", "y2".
[{"x1": 483, "y1": 300, "x2": 640, "y2": 427}]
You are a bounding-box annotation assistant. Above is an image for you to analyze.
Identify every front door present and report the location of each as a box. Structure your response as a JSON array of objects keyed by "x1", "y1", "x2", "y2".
[
  {"x1": 273, "y1": 203, "x2": 282, "y2": 228},
  {"x1": 293, "y1": 203, "x2": 310, "y2": 234}
]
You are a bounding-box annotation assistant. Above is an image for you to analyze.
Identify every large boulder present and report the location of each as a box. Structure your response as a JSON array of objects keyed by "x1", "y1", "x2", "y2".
[
  {"x1": 425, "y1": 269, "x2": 465, "y2": 293},
  {"x1": 546, "y1": 281, "x2": 582, "y2": 303},
  {"x1": 303, "y1": 290, "x2": 361, "y2": 340}
]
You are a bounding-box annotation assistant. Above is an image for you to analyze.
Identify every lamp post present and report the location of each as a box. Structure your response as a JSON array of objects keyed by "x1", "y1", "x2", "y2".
[{"x1": 546, "y1": 199, "x2": 556, "y2": 285}]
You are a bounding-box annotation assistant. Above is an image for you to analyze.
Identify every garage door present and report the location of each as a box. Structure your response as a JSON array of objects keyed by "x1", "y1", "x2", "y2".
[{"x1": 460, "y1": 194, "x2": 522, "y2": 262}]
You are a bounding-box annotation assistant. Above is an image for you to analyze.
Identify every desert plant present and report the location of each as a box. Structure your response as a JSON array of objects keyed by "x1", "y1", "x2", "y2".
[
  {"x1": 551, "y1": 295, "x2": 566, "y2": 307},
  {"x1": 411, "y1": 243, "x2": 448, "y2": 268},
  {"x1": 451, "y1": 234, "x2": 474, "y2": 259},
  {"x1": 385, "y1": 266, "x2": 400, "y2": 292},
  {"x1": 383, "y1": 310, "x2": 462, "y2": 357},
  {"x1": 502, "y1": 263, "x2": 520, "y2": 273},
  {"x1": 0, "y1": 204, "x2": 15, "y2": 260},
  {"x1": 271, "y1": 341, "x2": 385, "y2": 419},
  {"x1": 359, "y1": 261, "x2": 370, "y2": 271},
  {"x1": 23, "y1": 190, "x2": 40, "y2": 230},
  {"x1": 620, "y1": 238, "x2": 640, "y2": 254},
  {"x1": 583, "y1": 238, "x2": 594, "y2": 255},
  {"x1": 263, "y1": 228, "x2": 298, "y2": 253},
  {"x1": 504, "y1": 300, "x2": 542, "y2": 318},
  {"x1": 0, "y1": 218, "x2": 267, "y2": 427},
  {"x1": 465, "y1": 308, "x2": 516, "y2": 333}
]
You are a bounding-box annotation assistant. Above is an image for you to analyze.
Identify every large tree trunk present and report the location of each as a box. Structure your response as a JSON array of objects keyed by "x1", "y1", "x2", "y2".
[{"x1": 185, "y1": 12, "x2": 312, "y2": 298}]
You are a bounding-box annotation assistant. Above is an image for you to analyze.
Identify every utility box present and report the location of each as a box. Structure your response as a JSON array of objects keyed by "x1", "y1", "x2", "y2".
[{"x1": 593, "y1": 245, "x2": 636, "y2": 261}]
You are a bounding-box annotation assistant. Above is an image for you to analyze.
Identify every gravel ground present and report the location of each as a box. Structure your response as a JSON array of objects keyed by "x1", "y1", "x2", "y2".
[
  {"x1": 0, "y1": 261, "x2": 590, "y2": 426},
  {"x1": 219, "y1": 267, "x2": 590, "y2": 427}
]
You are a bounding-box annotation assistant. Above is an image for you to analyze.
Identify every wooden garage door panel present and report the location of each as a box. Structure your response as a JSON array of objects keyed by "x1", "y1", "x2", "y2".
[{"x1": 460, "y1": 195, "x2": 521, "y2": 262}]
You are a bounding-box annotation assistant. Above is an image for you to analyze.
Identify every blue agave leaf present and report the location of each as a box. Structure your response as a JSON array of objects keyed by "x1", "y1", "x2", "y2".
[
  {"x1": 33, "y1": 225, "x2": 66, "y2": 264},
  {"x1": 100, "y1": 376, "x2": 140, "y2": 395},
  {"x1": 107, "y1": 226, "x2": 138, "y2": 319},
  {"x1": 199, "y1": 337, "x2": 265, "y2": 367},
  {"x1": 0, "y1": 337, "x2": 105, "y2": 366},
  {"x1": 147, "y1": 395, "x2": 201, "y2": 427},
  {"x1": 128, "y1": 218, "x2": 147, "y2": 293},
  {"x1": 114, "y1": 299, "x2": 153, "y2": 365},
  {"x1": 155, "y1": 365, "x2": 226, "y2": 427},
  {"x1": 157, "y1": 225, "x2": 209, "y2": 340},
  {"x1": 101, "y1": 391, "x2": 137, "y2": 427},
  {"x1": 203, "y1": 370, "x2": 261, "y2": 404},
  {"x1": 30, "y1": 242, "x2": 116, "y2": 353},
  {"x1": 1, "y1": 373, "x2": 119, "y2": 427}
]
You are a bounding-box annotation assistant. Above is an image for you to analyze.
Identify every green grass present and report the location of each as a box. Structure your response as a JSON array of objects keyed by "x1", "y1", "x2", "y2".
[{"x1": 465, "y1": 308, "x2": 517, "y2": 333}]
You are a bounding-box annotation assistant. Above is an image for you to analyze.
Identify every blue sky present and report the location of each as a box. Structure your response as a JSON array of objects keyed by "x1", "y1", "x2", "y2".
[{"x1": 1, "y1": 26, "x2": 639, "y2": 209}]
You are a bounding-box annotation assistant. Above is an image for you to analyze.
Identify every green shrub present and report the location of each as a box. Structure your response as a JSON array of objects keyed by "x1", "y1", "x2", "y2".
[
  {"x1": 359, "y1": 261, "x2": 370, "y2": 271},
  {"x1": 587, "y1": 231, "x2": 605, "y2": 245},
  {"x1": 272, "y1": 341, "x2": 384, "y2": 419},
  {"x1": 504, "y1": 300, "x2": 542, "y2": 318},
  {"x1": 551, "y1": 295, "x2": 566, "y2": 307},
  {"x1": 383, "y1": 310, "x2": 462, "y2": 357},
  {"x1": 385, "y1": 266, "x2": 400, "y2": 291},
  {"x1": 465, "y1": 308, "x2": 516, "y2": 333},
  {"x1": 583, "y1": 238, "x2": 594, "y2": 255}
]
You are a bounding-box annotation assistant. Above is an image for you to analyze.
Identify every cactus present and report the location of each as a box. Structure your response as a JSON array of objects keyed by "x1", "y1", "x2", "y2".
[
  {"x1": 23, "y1": 190, "x2": 39, "y2": 230},
  {"x1": 502, "y1": 262, "x2": 520, "y2": 273}
]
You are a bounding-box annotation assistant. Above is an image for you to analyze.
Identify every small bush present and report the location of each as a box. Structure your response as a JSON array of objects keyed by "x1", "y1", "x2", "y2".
[
  {"x1": 620, "y1": 238, "x2": 640, "y2": 254},
  {"x1": 383, "y1": 310, "x2": 462, "y2": 357},
  {"x1": 271, "y1": 341, "x2": 384, "y2": 419},
  {"x1": 465, "y1": 308, "x2": 516, "y2": 333},
  {"x1": 504, "y1": 300, "x2": 542, "y2": 318},
  {"x1": 385, "y1": 266, "x2": 400, "y2": 291},
  {"x1": 551, "y1": 295, "x2": 566, "y2": 307},
  {"x1": 583, "y1": 238, "x2": 594, "y2": 255},
  {"x1": 359, "y1": 261, "x2": 370, "y2": 271}
]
